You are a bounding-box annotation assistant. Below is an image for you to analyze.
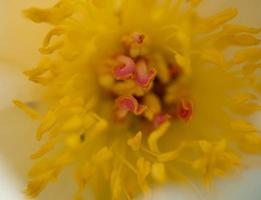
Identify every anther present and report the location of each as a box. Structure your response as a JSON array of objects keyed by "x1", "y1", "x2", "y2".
[
  {"x1": 115, "y1": 95, "x2": 146, "y2": 118},
  {"x1": 114, "y1": 55, "x2": 136, "y2": 80},
  {"x1": 135, "y1": 60, "x2": 156, "y2": 88},
  {"x1": 176, "y1": 99, "x2": 193, "y2": 121},
  {"x1": 153, "y1": 113, "x2": 170, "y2": 128}
]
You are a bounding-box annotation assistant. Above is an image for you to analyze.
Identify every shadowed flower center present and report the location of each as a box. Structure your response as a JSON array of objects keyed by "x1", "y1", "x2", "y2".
[
  {"x1": 15, "y1": 1, "x2": 261, "y2": 199},
  {"x1": 99, "y1": 32, "x2": 193, "y2": 129}
]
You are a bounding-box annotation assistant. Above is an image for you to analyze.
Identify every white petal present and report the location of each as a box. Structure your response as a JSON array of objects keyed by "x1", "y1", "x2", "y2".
[
  {"x1": 0, "y1": 106, "x2": 78, "y2": 200},
  {"x1": 214, "y1": 169, "x2": 261, "y2": 200},
  {"x1": 0, "y1": 0, "x2": 55, "y2": 67},
  {"x1": 0, "y1": 156, "x2": 25, "y2": 200},
  {"x1": 139, "y1": 169, "x2": 261, "y2": 200},
  {"x1": 137, "y1": 184, "x2": 202, "y2": 200},
  {"x1": 199, "y1": 0, "x2": 261, "y2": 26},
  {"x1": 0, "y1": 62, "x2": 41, "y2": 110},
  {"x1": 0, "y1": 106, "x2": 38, "y2": 175}
]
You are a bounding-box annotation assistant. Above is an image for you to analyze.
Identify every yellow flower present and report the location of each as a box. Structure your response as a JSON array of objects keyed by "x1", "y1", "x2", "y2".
[{"x1": 12, "y1": 0, "x2": 261, "y2": 199}]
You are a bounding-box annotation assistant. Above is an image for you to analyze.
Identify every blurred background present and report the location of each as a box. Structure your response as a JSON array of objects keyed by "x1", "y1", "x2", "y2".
[{"x1": 0, "y1": 0, "x2": 260, "y2": 199}]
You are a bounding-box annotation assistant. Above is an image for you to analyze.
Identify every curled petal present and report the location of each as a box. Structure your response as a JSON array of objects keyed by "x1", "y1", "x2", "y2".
[
  {"x1": 115, "y1": 95, "x2": 146, "y2": 118},
  {"x1": 176, "y1": 99, "x2": 193, "y2": 121},
  {"x1": 39, "y1": 40, "x2": 64, "y2": 55},
  {"x1": 135, "y1": 60, "x2": 156, "y2": 88},
  {"x1": 190, "y1": 0, "x2": 202, "y2": 6},
  {"x1": 43, "y1": 27, "x2": 65, "y2": 48},
  {"x1": 114, "y1": 55, "x2": 136, "y2": 80},
  {"x1": 23, "y1": 1, "x2": 74, "y2": 24},
  {"x1": 153, "y1": 113, "x2": 170, "y2": 128}
]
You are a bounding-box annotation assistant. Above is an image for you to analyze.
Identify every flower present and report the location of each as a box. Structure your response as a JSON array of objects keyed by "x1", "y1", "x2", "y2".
[{"x1": 12, "y1": 0, "x2": 260, "y2": 199}]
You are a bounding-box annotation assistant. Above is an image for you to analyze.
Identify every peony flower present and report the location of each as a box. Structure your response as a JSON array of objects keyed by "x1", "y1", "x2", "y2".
[{"x1": 1, "y1": 0, "x2": 260, "y2": 200}]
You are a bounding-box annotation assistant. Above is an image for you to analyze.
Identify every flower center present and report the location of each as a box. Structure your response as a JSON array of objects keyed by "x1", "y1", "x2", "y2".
[{"x1": 98, "y1": 32, "x2": 193, "y2": 129}]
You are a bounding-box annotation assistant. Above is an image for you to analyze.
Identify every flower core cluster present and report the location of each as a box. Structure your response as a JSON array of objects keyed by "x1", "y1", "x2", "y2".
[{"x1": 15, "y1": 0, "x2": 261, "y2": 200}]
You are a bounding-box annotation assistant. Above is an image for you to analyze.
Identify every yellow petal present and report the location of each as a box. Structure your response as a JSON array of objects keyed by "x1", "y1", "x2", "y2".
[
  {"x1": 61, "y1": 115, "x2": 83, "y2": 132},
  {"x1": 230, "y1": 120, "x2": 258, "y2": 132},
  {"x1": 153, "y1": 54, "x2": 170, "y2": 83},
  {"x1": 242, "y1": 63, "x2": 261, "y2": 77},
  {"x1": 31, "y1": 140, "x2": 55, "y2": 159},
  {"x1": 232, "y1": 48, "x2": 261, "y2": 64},
  {"x1": 200, "y1": 48, "x2": 224, "y2": 66},
  {"x1": 174, "y1": 52, "x2": 191, "y2": 76},
  {"x1": 25, "y1": 178, "x2": 49, "y2": 198},
  {"x1": 151, "y1": 162, "x2": 166, "y2": 183},
  {"x1": 198, "y1": 140, "x2": 212, "y2": 153},
  {"x1": 24, "y1": 0, "x2": 74, "y2": 24},
  {"x1": 127, "y1": 131, "x2": 142, "y2": 151},
  {"x1": 65, "y1": 134, "x2": 81, "y2": 148},
  {"x1": 157, "y1": 150, "x2": 180, "y2": 162},
  {"x1": 197, "y1": 8, "x2": 238, "y2": 33},
  {"x1": 232, "y1": 34, "x2": 260, "y2": 46},
  {"x1": 223, "y1": 24, "x2": 261, "y2": 34},
  {"x1": 148, "y1": 121, "x2": 170, "y2": 152},
  {"x1": 36, "y1": 110, "x2": 56, "y2": 140},
  {"x1": 232, "y1": 93, "x2": 257, "y2": 104},
  {"x1": 93, "y1": 147, "x2": 113, "y2": 163},
  {"x1": 13, "y1": 100, "x2": 40, "y2": 120}
]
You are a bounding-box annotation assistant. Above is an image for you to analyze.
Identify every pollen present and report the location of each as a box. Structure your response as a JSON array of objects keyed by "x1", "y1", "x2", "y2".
[{"x1": 17, "y1": 0, "x2": 261, "y2": 200}]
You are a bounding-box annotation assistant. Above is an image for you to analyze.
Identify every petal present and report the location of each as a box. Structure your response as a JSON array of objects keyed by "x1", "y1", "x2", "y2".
[
  {"x1": 0, "y1": 0, "x2": 55, "y2": 67},
  {"x1": 199, "y1": 0, "x2": 261, "y2": 27},
  {"x1": 0, "y1": 155, "x2": 26, "y2": 200},
  {"x1": 215, "y1": 169, "x2": 261, "y2": 200},
  {"x1": 0, "y1": 63, "x2": 42, "y2": 110},
  {"x1": 138, "y1": 184, "x2": 201, "y2": 200},
  {"x1": 0, "y1": 95, "x2": 77, "y2": 200},
  {"x1": 138, "y1": 169, "x2": 261, "y2": 200}
]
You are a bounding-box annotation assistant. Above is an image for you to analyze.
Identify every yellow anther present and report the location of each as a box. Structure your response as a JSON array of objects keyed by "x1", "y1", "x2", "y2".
[
  {"x1": 151, "y1": 163, "x2": 166, "y2": 183},
  {"x1": 13, "y1": 100, "x2": 40, "y2": 120},
  {"x1": 148, "y1": 121, "x2": 170, "y2": 152},
  {"x1": 127, "y1": 131, "x2": 142, "y2": 151},
  {"x1": 143, "y1": 93, "x2": 162, "y2": 120}
]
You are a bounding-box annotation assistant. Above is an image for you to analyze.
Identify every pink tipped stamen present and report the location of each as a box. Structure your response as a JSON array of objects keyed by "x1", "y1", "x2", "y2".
[
  {"x1": 177, "y1": 99, "x2": 193, "y2": 121},
  {"x1": 114, "y1": 55, "x2": 136, "y2": 80},
  {"x1": 132, "y1": 32, "x2": 145, "y2": 44},
  {"x1": 153, "y1": 113, "x2": 170, "y2": 128},
  {"x1": 170, "y1": 64, "x2": 181, "y2": 79},
  {"x1": 135, "y1": 60, "x2": 156, "y2": 88},
  {"x1": 115, "y1": 95, "x2": 146, "y2": 118}
]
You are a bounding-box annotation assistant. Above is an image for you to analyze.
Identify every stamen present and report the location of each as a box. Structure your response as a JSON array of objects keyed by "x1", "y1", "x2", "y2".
[
  {"x1": 132, "y1": 32, "x2": 145, "y2": 44},
  {"x1": 170, "y1": 64, "x2": 181, "y2": 79},
  {"x1": 122, "y1": 32, "x2": 145, "y2": 46},
  {"x1": 115, "y1": 95, "x2": 146, "y2": 118},
  {"x1": 114, "y1": 55, "x2": 136, "y2": 80},
  {"x1": 176, "y1": 99, "x2": 193, "y2": 121},
  {"x1": 135, "y1": 60, "x2": 156, "y2": 88},
  {"x1": 153, "y1": 113, "x2": 170, "y2": 128}
]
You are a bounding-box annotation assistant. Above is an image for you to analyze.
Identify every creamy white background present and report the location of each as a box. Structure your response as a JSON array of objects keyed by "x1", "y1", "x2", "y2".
[{"x1": 0, "y1": 0, "x2": 260, "y2": 199}]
